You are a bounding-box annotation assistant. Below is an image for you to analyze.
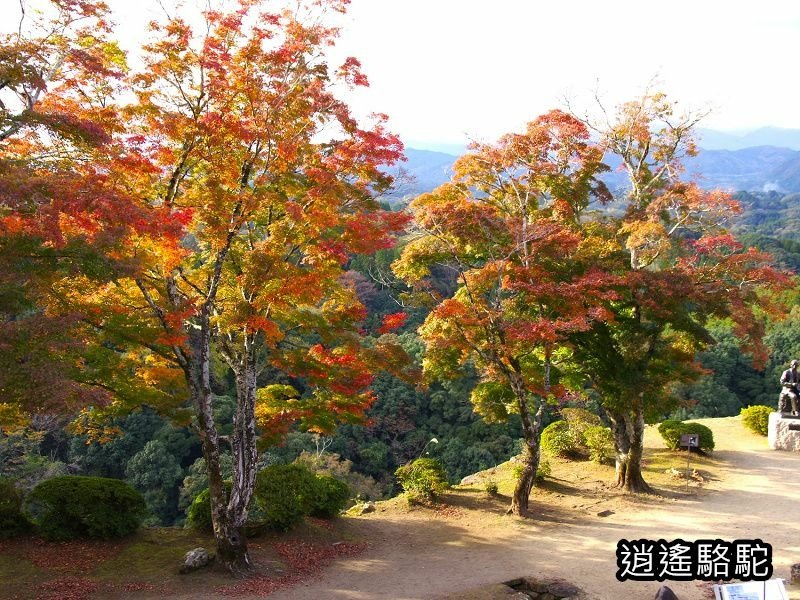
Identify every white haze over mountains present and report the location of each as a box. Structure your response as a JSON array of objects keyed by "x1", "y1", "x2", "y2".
[
  {"x1": 6, "y1": 0, "x2": 800, "y2": 186},
  {"x1": 395, "y1": 128, "x2": 800, "y2": 199}
]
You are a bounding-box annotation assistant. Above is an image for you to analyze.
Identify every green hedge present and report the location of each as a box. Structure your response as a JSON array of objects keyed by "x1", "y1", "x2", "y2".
[
  {"x1": 0, "y1": 478, "x2": 31, "y2": 539},
  {"x1": 255, "y1": 464, "x2": 319, "y2": 531},
  {"x1": 584, "y1": 425, "x2": 615, "y2": 464},
  {"x1": 26, "y1": 476, "x2": 145, "y2": 540},
  {"x1": 541, "y1": 409, "x2": 609, "y2": 460},
  {"x1": 310, "y1": 475, "x2": 350, "y2": 518},
  {"x1": 395, "y1": 458, "x2": 449, "y2": 501},
  {"x1": 658, "y1": 420, "x2": 715, "y2": 453},
  {"x1": 740, "y1": 405, "x2": 772, "y2": 436},
  {"x1": 541, "y1": 420, "x2": 581, "y2": 458},
  {"x1": 188, "y1": 467, "x2": 352, "y2": 534}
]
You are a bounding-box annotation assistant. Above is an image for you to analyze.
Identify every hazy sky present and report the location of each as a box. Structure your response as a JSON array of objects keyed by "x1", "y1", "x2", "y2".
[
  {"x1": 331, "y1": 0, "x2": 800, "y2": 148},
  {"x1": 9, "y1": 0, "x2": 800, "y2": 149}
]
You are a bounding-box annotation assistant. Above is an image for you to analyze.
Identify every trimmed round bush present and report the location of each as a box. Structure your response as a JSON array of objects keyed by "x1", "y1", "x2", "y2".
[
  {"x1": 741, "y1": 405, "x2": 772, "y2": 436},
  {"x1": 658, "y1": 419, "x2": 682, "y2": 436},
  {"x1": 584, "y1": 425, "x2": 615, "y2": 464},
  {"x1": 0, "y1": 478, "x2": 31, "y2": 539},
  {"x1": 255, "y1": 464, "x2": 318, "y2": 531},
  {"x1": 658, "y1": 421, "x2": 715, "y2": 453},
  {"x1": 26, "y1": 476, "x2": 145, "y2": 540},
  {"x1": 540, "y1": 420, "x2": 582, "y2": 458},
  {"x1": 394, "y1": 458, "x2": 449, "y2": 501},
  {"x1": 310, "y1": 475, "x2": 350, "y2": 518}
]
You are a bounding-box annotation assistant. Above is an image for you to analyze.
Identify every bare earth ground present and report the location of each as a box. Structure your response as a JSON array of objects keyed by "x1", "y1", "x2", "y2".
[
  {"x1": 266, "y1": 416, "x2": 800, "y2": 600},
  {"x1": 4, "y1": 416, "x2": 800, "y2": 600}
]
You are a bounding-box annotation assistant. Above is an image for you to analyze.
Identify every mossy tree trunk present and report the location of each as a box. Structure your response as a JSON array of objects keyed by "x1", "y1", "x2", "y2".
[
  {"x1": 507, "y1": 361, "x2": 547, "y2": 516},
  {"x1": 608, "y1": 405, "x2": 652, "y2": 494}
]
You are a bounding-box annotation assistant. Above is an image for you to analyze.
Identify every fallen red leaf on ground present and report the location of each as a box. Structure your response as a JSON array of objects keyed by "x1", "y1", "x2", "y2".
[{"x1": 216, "y1": 540, "x2": 368, "y2": 597}]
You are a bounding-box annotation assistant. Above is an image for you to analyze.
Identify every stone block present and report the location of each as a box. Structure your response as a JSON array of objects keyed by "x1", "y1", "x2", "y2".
[{"x1": 768, "y1": 413, "x2": 800, "y2": 451}]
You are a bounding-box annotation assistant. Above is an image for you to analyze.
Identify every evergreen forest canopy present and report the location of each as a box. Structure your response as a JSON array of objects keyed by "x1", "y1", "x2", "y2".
[{"x1": 1, "y1": 0, "x2": 799, "y2": 571}]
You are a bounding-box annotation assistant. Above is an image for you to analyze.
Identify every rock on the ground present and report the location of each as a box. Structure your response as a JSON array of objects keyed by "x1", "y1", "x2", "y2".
[
  {"x1": 346, "y1": 501, "x2": 376, "y2": 515},
  {"x1": 501, "y1": 577, "x2": 585, "y2": 599},
  {"x1": 791, "y1": 562, "x2": 800, "y2": 584},
  {"x1": 768, "y1": 412, "x2": 800, "y2": 451},
  {"x1": 548, "y1": 582, "x2": 581, "y2": 597},
  {"x1": 180, "y1": 547, "x2": 211, "y2": 574},
  {"x1": 654, "y1": 585, "x2": 679, "y2": 600}
]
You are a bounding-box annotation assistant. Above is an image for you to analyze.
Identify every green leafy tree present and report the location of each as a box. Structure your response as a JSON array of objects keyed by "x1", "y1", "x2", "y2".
[
  {"x1": 126, "y1": 440, "x2": 184, "y2": 524},
  {"x1": 69, "y1": 409, "x2": 165, "y2": 480}
]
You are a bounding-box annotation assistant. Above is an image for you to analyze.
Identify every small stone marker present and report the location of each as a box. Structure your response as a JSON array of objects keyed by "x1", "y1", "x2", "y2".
[{"x1": 680, "y1": 434, "x2": 699, "y2": 490}]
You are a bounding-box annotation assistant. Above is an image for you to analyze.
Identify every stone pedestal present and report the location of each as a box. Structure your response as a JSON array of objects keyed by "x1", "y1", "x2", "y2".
[{"x1": 768, "y1": 412, "x2": 800, "y2": 451}]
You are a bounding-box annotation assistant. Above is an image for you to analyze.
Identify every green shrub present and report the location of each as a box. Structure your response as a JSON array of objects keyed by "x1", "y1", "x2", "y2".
[
  {"x1": 26, "y1": 476, "x2": 145, "y2": 540},
  {"x1": 536, "y1": 459, "x2": 551, "y2": 481},
  {"x1": 540, "y1": 421, "x2": 582, "y2": 458},
  {"x1": 255, "y1": 464, "x2": 318, "y2": 531},
  {"x1": 186, "y1": 483, "x2": 268, "y2": 536},
  {"x1": 310, "y1": 475, "x2": 350, "y2": 518},
  {"x1": 511, "y1": 460, "x2": 549, "y2": 482},
  {"x1": 740, "y1": 405, "x2": 772, "y2": 436},
  {"x1": 0, "y1": 478, "x2": 31, "y2": 538},
  {"x1": 657, "y1": 420, "x2": 682, "y2": 437},
  {"x1": 394, "y1": 458, "x2": 449, "y2": 501},
  {"x1": 658, "y1": 421, "x2": 715, "y2": 453},
  {"x1": 186, "y1": 487, "x2": 218, "y2": 532},
  {"x1": 188, "y1": 468, "x2": 349, "y2": 533},
  {"x1": 561, "y1": 408, "x2": 602, "y2": 434},
  {"x1": 584, "y1": 425, "x2": 615, "y2": 464},
  {"x1": 484, "y1": 480, "x2": 499, "y2": 496}
]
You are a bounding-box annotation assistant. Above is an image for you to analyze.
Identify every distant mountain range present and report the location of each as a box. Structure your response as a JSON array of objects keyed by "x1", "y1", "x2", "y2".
[
  {"x1": 696, "y1": 127, "x2": 800, "y2": 151},
  {"x1": 387, "y1": 128, "x2": 800, "y2": 200}
]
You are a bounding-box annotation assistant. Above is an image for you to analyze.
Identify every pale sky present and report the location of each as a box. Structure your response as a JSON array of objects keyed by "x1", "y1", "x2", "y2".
[{"x1": 7, "y1": 0, "x2": 800, "y2": 150}]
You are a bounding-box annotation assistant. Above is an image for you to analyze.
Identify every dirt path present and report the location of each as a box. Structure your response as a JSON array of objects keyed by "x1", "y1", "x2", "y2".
[{"x1": 266, "y1": 417, "x2": 800, "y2": 600}]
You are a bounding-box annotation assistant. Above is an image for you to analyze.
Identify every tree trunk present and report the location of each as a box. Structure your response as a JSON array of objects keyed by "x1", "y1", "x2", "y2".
[
  {"x1": 188, "y1": 321, "x2": 252, "y2": 572},
  {"x1": 508, "y1": 371, "x2": 545, "y2": 516},
  {"x1": 511, "y1": 436, "x2": 538, "y2": 516},
  {"x1": 228, "y1": 349, "x2": 259, "y2": 532},
  {"x1": 608, "y1": 406, "x2": 652, "y2": 494}
]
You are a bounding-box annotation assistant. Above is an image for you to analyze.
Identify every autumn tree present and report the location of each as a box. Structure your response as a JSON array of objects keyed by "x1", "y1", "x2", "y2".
[
  {"x1": 0, "y1": 0, "x2": 171, "y2": 423},
  {"x1": 2, "y1": 0, "x2": 409, "y2": 570},
  {"x1": 572, "y1": 92, "x2": 790, "y2": 492},
  {"x1": 394, "y1": 111, "x2": 616, "y2": 515}
]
